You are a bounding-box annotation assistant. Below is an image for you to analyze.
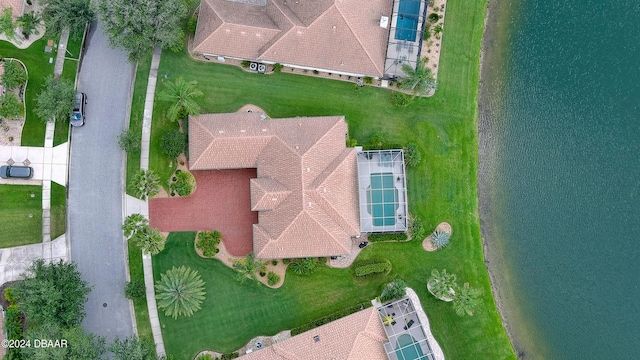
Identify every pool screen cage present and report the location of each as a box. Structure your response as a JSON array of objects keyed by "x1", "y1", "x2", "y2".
[
  {"x1": 384, "y1": 0, "x2": 428, "y2": 78},
  {"x1": 356, "y1": 149, "x2": 409, "y2": 233},
  {"x1": 378, "y1": 298, "x2": 436, "y2": 360}
]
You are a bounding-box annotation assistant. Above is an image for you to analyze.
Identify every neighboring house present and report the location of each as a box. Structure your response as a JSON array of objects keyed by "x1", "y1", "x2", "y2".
[
  {"x1": 238, "y1": 306, "x2": 389, "y2": 360},
  {"x1": 189, "y1": 113, "x2": 361, "y2": 259},
  {"x1": 192, "y1": 0, "x2": 428, "y2": 78},
  {"x1": 0, "y1": 0, "x2": 24, "y2": 19}
]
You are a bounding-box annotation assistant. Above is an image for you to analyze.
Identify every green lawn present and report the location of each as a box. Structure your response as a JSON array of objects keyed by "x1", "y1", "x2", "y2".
[
  {"x1": 127, "y1": 242, "x2": 156, "y2": 358},
  {"x1": 50, "y1": 182, "x2": 66, "y2": 239},
  {"x1": 0, "y1": 36, "x2": 55, "y2": 146},
  {"x1": 0, "y1": 185, "x2": 42, "y2": 248},
  {"x1": 125, "y1": 57, "x2": 153, "y2": 196},
  {"x1": 154, "y1": 233, "x2": 388, "y2": 359},
  {"x1": 150, "y1": 0, "x2": 516, "y2": 359}
]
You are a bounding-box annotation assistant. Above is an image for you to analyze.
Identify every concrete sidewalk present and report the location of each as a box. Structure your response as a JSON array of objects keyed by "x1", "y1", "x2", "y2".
[
  {"x1": 127, "y1": 46, "x2": 166, "y2": 357},
  {"x1": 0, "y1": 235, "x2": 69, "y2": 285}
]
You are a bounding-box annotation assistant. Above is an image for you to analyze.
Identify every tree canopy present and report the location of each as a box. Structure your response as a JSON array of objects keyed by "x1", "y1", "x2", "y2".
[
  {"x1": 40, "y1": 0, "x2": 94, "y2": 35},
  {"x1": 34, "y1": 75, "x2": 76, "y2": 123},
  {"x1": 155, "y1": 266, "x2": 206, "y2": 319},
  {"x1": 398, "y1": 60, "x2": 436, "y2": 96},
  {"x1": 158, "y1": 77, "x2": 203, "y2": 121},
  {"x1": 109, "y1": 336, "x2": 156, "y2": 360},
  {"x1": 97, "y1": 0, "x2": 187, "y2": 62}
]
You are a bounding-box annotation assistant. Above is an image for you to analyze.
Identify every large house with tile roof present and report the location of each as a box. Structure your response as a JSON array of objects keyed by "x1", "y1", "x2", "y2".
[
  {"x1": 192, "y1": 0, "x2": 429, "y2": 79},
  {"x1": 189, "y1": 113, "x2": 361, "y2": 259}
]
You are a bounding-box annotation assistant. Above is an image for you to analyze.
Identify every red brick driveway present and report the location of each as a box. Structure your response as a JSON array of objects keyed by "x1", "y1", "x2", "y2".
[{"x1": 149, "y1": 169, "x2": 257, "y2": 257}]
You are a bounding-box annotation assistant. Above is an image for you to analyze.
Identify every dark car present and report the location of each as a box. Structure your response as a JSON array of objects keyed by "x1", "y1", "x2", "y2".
[
  {"x1": 70, "y1": 93, "x2": 87, "y2": 127},
  {"x1": 0, "y1": 165, "x2": 33, "y2": 179}
]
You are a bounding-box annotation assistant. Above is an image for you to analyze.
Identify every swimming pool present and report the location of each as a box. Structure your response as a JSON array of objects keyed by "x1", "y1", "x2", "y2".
[
  {"x1": 395, "y1": 334, "x2": 426, "y2": 360},
  {"x1": 395, "y1": 0, "x2": 421, "y2": 41},
  {"x1": 367, "y1": 172, "x2": 399, "y2": 226}
]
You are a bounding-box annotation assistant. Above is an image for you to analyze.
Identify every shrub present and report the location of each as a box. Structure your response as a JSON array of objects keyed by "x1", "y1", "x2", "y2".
[
  {"x1": 312, "y1": 69, "x2": 319, "y2": 74},
  {"x1": 1, "y1": 60, "x2": 27, "y2": 90},
  {"x1": 364, "y1": 76, "x2": 374, "y2": 84},
  {"x1": 380, "y1": 279, "x2": 407, "y2": 302},
  {"x1": 4, "y1": 286, "x2": 18, "y2": 304},
  {"x1": 423, "y1": 26, "x2": 431, "y2": 41},
  {"x1": 431, "y1": 229, "x2": 451, "y2": 248},
  {"x1": 282, "y1": 258, "x2": 291, "y2": 265},
  {"x1": 272, "y1": 63, "x2": 283, "y2": 73},
  {"x1": 0, "y1": 93, "x2": 24, "y2": 119},
  {"x1": 367, "y1": 232, "x2": 408, "y2": 242},
  {"x1": 124, "y1": 279, "x2": 146, "y2": 301},
  {"x1": 391, "y1": 92, "x2": 411, "y2": 108},
  {"x1": 196, "y1": 230, "x2": 221, "y2": 257},
  {"x1": 367, "y1": 131, "x2": 387, "y2": 150},
  {"x1": 428, "y1": 13, "x2": 441, "y2": 23},
  {"x1": 241, "y1": 60, "x2": 250, "y2": 68},
  {"x1": 187, "y1": 17, "x2": 198, "y2": 35},
  {"x1": 271, "y1": 260, "x2": 278, "y2": 266},
  {"x1": 5, "y1": 304, "x2": 23, "y2": 339},
  {"x1": 132, "y1": 169, "x2": 160, "y2": 200},
  {"x1": 267, "y1": 272, "x2": 280, "y2": 286},
  {"x1": 289, "y1": 258, "x2": 316, "y2": 276},
  {"x1": 290, "y1": 302, "x2": 370, "y2": 336},
  {"x1": 353, "y1": 259, "x2": 391, "y2": 277},
  {"x1": 0, "y1": 8, "x2": 14, "y2": 39},
  {"x1": 219, "y1": 353, "x2": 239, "y2": 360},
  {"x1": 408, "y1": 217, "x2": 425, "y2": 240},
  {"x1": 170, "y1": 170, "x2": 196, "y2": 196},
  {"x1": 161, "y1": 130, "x2": 187, "y2": 158},
  {"x1": 317, "y1": 257, "x2": 327, "y2": 264},
  {"x1": 346, "y1": 137, "x2": 358, "y2": 147},
  {"x1": 118, "y1": 128, "x2": 141, "y2": 152},
  {"x1": 404, "y1": 143, "x2": 422, "y2": 167},
  {"x1": 197, "y1": 355, "x2": 213, "y2": 360}
]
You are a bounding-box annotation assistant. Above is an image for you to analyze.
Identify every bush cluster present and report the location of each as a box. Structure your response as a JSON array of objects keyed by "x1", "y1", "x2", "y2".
[
  {"x1": 428, "y1": 12, "x2": 441, "y2": 23},
  {"x1": 267, "y1": 272, "x2": 280, "y2": 286},
  {"x1": 196, "y1": 230, "x2": 221, "y2": 257},
  {"x1": 391, "y1": 92, "x2": 411, "y2": 108},
  {"x1": 353, "y1": 259, "x2": 392, "y2": 277},
  {"x1": 170, "y1": 170, "x2": 196, "y2": 196},
  {"x1": 124, "y1": 279, "x2": 146, "y2": 301},
  {"x1": 367, "y1": 232, "x2": 408, "y2": 242},
  {"x1": 290, "y1": 302, "x2": 370, "y2": 336},
  {"x1": 161, "y1": 130, "x2": 187, "y2": 158},
  {"x1": 404, "y1": 143, "x2": 422, "y2": 167},
  {"x1": 408, "y1": 217, "x2": 425, "y2": 240}
]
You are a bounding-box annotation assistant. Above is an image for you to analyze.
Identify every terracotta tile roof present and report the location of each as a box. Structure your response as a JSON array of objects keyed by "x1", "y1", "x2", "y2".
[
  {"x1": 193, "y1": 0, "x2": 392, "y2": 77},
  {"x1": 189, "y1": 113, "x2": 360, "y2": 258},
  {"x1": 0, "y1": 0, "x2": 23, "y2": 18},
  {"x1": 238, "y1": 307, "x2": 388, "y2": 360}
]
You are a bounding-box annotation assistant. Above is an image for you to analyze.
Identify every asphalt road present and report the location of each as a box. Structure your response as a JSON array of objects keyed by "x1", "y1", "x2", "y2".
[{"x1": 68, "y1": 21, "x2": 135, "y2": 341}]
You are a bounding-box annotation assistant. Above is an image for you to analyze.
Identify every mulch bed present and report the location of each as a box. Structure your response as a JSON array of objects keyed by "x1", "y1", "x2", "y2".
[{"x1": 149, "y1": 169, "x2": 257, "y2": 257}]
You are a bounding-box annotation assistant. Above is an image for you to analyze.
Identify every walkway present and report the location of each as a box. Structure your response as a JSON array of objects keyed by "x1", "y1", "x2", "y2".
[{"x1": 130, "y1": 46, "x2": 166, "y2": 357}]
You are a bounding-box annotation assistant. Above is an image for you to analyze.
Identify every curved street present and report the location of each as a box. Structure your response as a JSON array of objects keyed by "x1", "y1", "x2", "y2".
[{"x1": 68, "y1": 21, "x2": 135, "y2": 341}]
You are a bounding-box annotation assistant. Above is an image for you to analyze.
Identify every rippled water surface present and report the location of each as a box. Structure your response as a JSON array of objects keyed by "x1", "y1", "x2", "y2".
[{"x1": 479, "y1": 1, "x2": 640, "y2": 359}]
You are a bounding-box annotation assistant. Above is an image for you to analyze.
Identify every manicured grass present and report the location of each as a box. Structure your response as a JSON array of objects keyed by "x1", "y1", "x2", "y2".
[
  {"x1": 153, "y1": 232, "x2": 387, "y2": 359},
  {"x1": 50, "y1": 182, "x2": 66, "y2": 239},
  {"x1": 0, "y1": 36, "x2": 55, "y2": 146},
  {"x1": 150, "y1": 0, "x2": 516, "y2": 359},
  {"x1": 127, "y1": 242, "x2": 156, "y2": 358},
  {"x1": 0, "y1": 185, "x2": 42, "y2": 247},
  {"x1": 125, "y1": 57, "x2": 152, "y2": 196}
]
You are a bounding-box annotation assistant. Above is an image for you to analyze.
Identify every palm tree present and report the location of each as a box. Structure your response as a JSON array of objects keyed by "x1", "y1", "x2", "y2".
[
  {"x1": 433, "y1": 24, "x2": 444, "y2": 39},
  {"x1": 134, "y1": 228, "x2": 165, "y2": 255},
  {"x1": 158, "y1": 77, "x2": 203, "y2": 121},
  {"x1": 155, "y1": 266, "x2": 206, "y2": 319},
  {"x1": 427, "y1": 268, "x2": 457, "y2": 301},
  {"x1": 132, "y1": 169, "x2": 160, "y2": 200},
  {"x1": 122, "y1": 213, "x2": 148, "y2": 239},
  {"x1": 380, "y1": 279, "x2": 407, "y2": 302},
  {"x1": 289, "y1": 258, "x2": 316, "y2": 276},
  {"x1": 398, "y1": 60, "x2": 436, "y2": 96},
  {"x1": 232, "y1": 253, "x2": 263, "y2": 283},
  {"x1": 452, "y1": 282, "x2": 482, "y2": 316}
]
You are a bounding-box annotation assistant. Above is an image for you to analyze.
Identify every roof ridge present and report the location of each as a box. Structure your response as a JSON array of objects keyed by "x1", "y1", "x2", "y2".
[
  {"x1": 300, "y1": 116, "x2": 343, "y2": 157},
  {"x1": 333, "y1": 3, "x2": 384, "y2": 75},
  {"x1": 193, "y1": 0, "x2": 225, "y2": 52},
  {"x1": 303, "y1": 207, "x2": 351, "y2": 254},
  {"x1": 271, "y1": 344, "x2": 301, "y2": 360},
  {"x1": 257, "y1": 1, "x2": 301, "y2": 58}
]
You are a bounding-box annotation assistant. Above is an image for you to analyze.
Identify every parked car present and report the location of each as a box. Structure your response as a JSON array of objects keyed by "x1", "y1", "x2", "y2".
[
  {"x1": 70, "y1": 92, "x2": 87, "y2": 127},
  {"x1": 0, "y1": 165, "x2": 33, "y2": 179}
]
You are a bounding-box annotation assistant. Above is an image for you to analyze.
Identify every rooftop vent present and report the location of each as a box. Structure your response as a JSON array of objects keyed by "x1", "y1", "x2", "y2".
[
  {"x1": 380, "y1": 16, "x2": 389, "y2": 29},
  {"x1": 313, "y1": 335, "x2": 320, "y2": 343}
]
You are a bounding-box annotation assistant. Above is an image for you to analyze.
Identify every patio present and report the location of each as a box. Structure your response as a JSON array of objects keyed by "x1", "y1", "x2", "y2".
[{"x1": 378, "y1": 297, "x2": 436, "y2": 360}]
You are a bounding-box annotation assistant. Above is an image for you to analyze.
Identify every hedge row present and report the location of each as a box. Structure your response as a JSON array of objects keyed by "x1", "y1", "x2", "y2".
[
  {"x1": 367, "y1": 232, "x2": 408, "y2": 242},
  {"x1": 290, "y1": 302, "x2": 371, "y2": 336},
  {"x1": 353, "y1": 259, "x2": 392, "y2": 277}
]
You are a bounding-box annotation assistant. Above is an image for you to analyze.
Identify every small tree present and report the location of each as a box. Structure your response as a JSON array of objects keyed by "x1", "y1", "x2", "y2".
[
  {"x1": 380, "y1": 279, "x2": 407, "y2": 302},
  {"x1": 17, "y1": 12, "x2": 41, "y2": 39},
  {"x1": 368, "y1": 131, "x2": 387, "y2": 150},
  {"x1": 132, "y1": 169, "x2": 160, "y2": 200},
  {"x1": 134, "y1": 228, "x2": 165, "y2": 255},
  {"x1": 1, "y1": 60, "x2": 28, "y2": 90},
  {"x1": 452, "y1": 282, "x2": 482, "y2": 316},
  {"x1": 161, "y1": 130, "x2": 187, "y2": 158},
  {"x1": 233, "y1": 253, "x2": 263, "y2": 283},
  {"x1": 170, "y1": 170, "x2": 196, "y2": 196},
  {"x1": 35, "y1": 75, "x2": 76, "y2": 123},
  {"x1": 158, "y1": 77, "x2": 203, "y2": 121},
  {"x1": 427, "y1": 268, "x2": 457, "y2": 301},
  {"x1": 155, "y1": 266, "x2": 206, "y2": 319},
  {"x1": 125, "y1": 279, "x2": 146, "y2": 301},
  {"x1": 289, "y1": 258, "x2": 316, "y2": 276},
  {"x1": 109, "y1": 336, "x2": 156, "y2": 360},
  {"x1": 404, "y1": 143, "x2": 422, "y2": 167},
  {"x1": 122, "y1": 213, "x2": 148, "y2": 239},
  {"x1": 430, "y1": 229, "x2": 451, "y2": 248},
  {"x1": 41, "y1": 0, "x2": 94, "y2": 35},
  {"x1": 118, "y1": 129, "x2": 141, "y2": 152},
  {"x1": 398, "y1": 60, "x2": 436, "y2": 96},
  {"x1": 0, "y1": 93, "x2": 24, "y2": 119}
]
